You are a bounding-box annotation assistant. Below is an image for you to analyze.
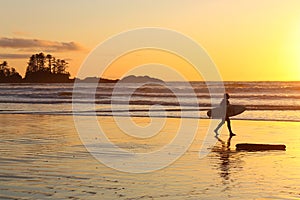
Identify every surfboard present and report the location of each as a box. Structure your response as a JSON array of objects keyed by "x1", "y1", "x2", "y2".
[
  {"x1": 236, "y1": 143, "x2": 286, "y2": 151},
  {"x1": 207, "y1": 105, "x2": 246, "y2": 118}
]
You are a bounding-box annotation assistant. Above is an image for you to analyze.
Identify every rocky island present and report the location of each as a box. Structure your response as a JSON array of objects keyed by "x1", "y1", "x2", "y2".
[{"x1": 0, "y1": 52, "x2": 165, "y2": 84}]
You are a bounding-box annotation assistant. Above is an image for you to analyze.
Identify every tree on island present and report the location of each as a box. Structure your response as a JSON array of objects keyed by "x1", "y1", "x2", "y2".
[
  {"x1": 0, "y1": 61, "x2": 22, "y2": 83},
  {"x1": 24, "y1": 52, "x2": 72, "y2": 83}
]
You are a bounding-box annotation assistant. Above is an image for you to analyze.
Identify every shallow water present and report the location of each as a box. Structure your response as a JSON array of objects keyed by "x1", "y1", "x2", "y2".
[{"x1": 0, "y1": 114, "x2": 299, "y2": 199}]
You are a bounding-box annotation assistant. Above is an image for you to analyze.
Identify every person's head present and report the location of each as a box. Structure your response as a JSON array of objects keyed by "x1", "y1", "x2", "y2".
[{"x1": 224, "y1": 93, "x2": 230, "y2": 99}]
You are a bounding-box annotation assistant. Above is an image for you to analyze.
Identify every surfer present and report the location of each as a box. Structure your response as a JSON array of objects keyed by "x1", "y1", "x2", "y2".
[{"x1": 214, "y1": 93, "x2": 236, "y2": 137}]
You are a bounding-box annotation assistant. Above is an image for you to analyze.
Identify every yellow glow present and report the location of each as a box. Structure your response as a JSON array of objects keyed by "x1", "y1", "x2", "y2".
[
  {"x1": 293, "y1": 26, "x2": 300, "y2": 79},
  {"x1": 279, "y1": 19, "x2": 300, "y2": 80},
  {"x1": 1, "y1": 1, "x2": 300, "y2": 81}
]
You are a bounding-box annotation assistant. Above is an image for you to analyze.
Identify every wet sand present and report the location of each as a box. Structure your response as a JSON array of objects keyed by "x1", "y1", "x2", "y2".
[{"x1": 0, "y1": 114, "x2": 300, "y2": 199}]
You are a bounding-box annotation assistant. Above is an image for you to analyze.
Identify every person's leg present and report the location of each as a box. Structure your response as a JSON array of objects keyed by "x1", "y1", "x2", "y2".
[
  {"x1": 214, "y1": 118, "x2": 225, "y2": 136},
  {"x1": 226, "y1": 118, "x2": 236, "y2": 136}
]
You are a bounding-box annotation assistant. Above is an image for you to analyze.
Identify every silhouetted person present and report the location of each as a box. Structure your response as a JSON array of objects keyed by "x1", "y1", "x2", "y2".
[{"x1": 214, "y1": 93, "x2": 236, "y2": 137}]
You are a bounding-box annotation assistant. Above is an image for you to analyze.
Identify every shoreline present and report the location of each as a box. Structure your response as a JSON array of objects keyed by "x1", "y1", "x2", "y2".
[{"x1": 1, "y1": 112, "x2": 300, "y2": 123}]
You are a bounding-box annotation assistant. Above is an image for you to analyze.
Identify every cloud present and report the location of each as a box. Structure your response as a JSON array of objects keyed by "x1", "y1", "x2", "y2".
[
  {"x1": 0, "y1": 37, "x2": 85, "y2": 52},
  {"x1": 12, "y1": 31, "x2": 32, "y2": 37},
  {"x1": 0, "y1": 53, "x2": 31, "y2": 59}
]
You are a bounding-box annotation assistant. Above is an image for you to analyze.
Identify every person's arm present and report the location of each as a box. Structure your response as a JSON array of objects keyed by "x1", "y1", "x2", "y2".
[
  {"x1": 227, "y1": 99, "x2": 230, "y2": 106},
  {"x1": 220, "y1": 99, "x2": 225, "y2": 106}
]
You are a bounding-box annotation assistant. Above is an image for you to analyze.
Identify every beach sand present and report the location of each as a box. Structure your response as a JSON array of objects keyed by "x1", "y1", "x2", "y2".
[{"x1": 0, "y1": 114, "x2": 300, "y2": 199}]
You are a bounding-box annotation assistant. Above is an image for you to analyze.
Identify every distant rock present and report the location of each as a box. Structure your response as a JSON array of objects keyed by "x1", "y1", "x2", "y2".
[
  {"x1": 119, "y1": 75, "x2": 164, "y2": 84},
  {"x1": 99, "y1": 77, "x2": 119, "y2": 83},
  {"x1": 78, "y1": 77, "x2": 119, "y2": 83},
  {"x1": 80, "y1": 77, "x2": 99, "y2": 83},
  {"x1": 76, "y1": 75, "x2": 164, "y2": 84}
]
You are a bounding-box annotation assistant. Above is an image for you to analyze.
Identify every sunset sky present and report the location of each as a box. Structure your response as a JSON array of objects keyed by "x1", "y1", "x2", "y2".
[{"x1": 1, "y1": 0, "x2": 300, "y2": 81}]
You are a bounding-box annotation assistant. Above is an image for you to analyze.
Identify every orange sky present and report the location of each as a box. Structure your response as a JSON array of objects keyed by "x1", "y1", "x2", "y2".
[
  {"x1": 101, "y1": 49, "x2": 203, "y2": 81},
  {"x1": 0, "y1": 0, "x2": 300, "y2": 81}
]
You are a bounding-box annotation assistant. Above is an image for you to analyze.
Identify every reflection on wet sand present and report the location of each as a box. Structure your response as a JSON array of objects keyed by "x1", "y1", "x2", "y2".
[
  {"x1": 1, "y1": 114, "x2": 299, "y2": 199},
  {"x1": 211, "y1": 135, "x2": 240, "y2": 187}
]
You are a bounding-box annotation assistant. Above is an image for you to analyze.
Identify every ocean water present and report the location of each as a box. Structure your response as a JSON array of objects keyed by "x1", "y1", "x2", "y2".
[
  {"x1": 1, "y1": 82, "x2": 300, "y2": 199},
  {"x1": 1, "y1": 81, "x2": 300, "y2": 121}
]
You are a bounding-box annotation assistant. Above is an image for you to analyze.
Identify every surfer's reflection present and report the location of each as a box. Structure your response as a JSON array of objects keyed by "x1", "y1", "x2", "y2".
[{"x1": 214, "y1": 135, "x2": 234, "y2": 182}]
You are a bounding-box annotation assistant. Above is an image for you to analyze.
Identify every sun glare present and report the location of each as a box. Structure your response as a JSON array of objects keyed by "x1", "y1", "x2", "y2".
[
  {"x1": 291, "y1": 29, "x2": 300, "y2": 80},
  {"x1": 280, "y1": 20, "x2": 300, "y2": 81}
]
